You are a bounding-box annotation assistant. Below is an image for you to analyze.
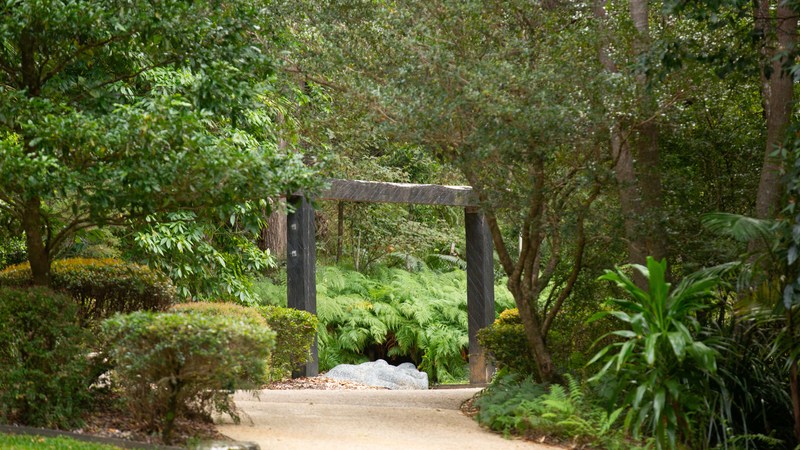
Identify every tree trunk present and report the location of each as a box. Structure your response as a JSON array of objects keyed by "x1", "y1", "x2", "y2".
[
  {"x1": 21, "y1": 197, "x2": 51, "y2": 287},
  {"x1": 594, "y1": 0, "x2": 668, "y2": 289},
  {"x1": 612, "y1": 129, "x2": 648, "y2": 288},
  {"x1": 629, "y1": 0, "x2": 669, "y2": 279},
  {"x1": 259, "y1": 199, "x2": 287, "y2": 257},
  {"x1": 515, "y1": 291, "x2": 564, "y2": 385},
  {"x1": 636, "y1": 121, "x2": 669, "y2": 267},
  {"x1": 754, "y1": 0, "x2": 797, "y2": 220}
]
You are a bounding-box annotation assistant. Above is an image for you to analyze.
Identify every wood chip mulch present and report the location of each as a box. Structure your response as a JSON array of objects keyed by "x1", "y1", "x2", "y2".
[
  {"x1": 460, "y1": 395, "x2": 481, "y2": 418},
  {"x1": 263, "y1": 376, "x2": 387, "y2": 390},
  {"x1": 70, "y1": 396, "x2": 229, "y2": 448}
]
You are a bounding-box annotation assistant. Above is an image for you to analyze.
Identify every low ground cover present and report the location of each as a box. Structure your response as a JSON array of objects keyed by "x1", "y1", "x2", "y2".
[{"x1": 0, "y1": 434, "x2": 120, "y2": 450}]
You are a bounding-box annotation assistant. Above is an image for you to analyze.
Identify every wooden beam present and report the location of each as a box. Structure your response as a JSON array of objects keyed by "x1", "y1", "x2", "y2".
[{"x1": 318, "y1": 179, "x2": 477, "y2": 207}]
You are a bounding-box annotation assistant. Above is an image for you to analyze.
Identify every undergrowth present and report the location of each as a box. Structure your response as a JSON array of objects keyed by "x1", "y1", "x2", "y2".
[
  {"x1": 316, "y1": 265, "x2": 515, "y2": 383},
  {"x1": 475, "y1": 373, "x2": 646, "y2": 450}
]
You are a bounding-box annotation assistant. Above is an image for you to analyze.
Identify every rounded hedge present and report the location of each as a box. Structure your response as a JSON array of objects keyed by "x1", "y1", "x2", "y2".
[
  {"x1": 172, "y1": 302, "x2": 318, "y2": 381},
  {"x1": 0, "y1": 258, "x2": 175, "y2": 322},
  {"x1": 259, "y1": 305, "x2": 318, "y2": 380},
  {"x1": 171, "y1": 301, "x2": 268, "y2": 328},
  {"x1": 0, "y1": 287, "x2": 95, "y2": 428},
  {"x1": 102, "y1": 310, "x2": 274, "y2": 444}
]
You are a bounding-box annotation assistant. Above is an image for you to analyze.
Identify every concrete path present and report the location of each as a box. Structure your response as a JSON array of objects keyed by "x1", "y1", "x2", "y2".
[{"x1": 215, "y1": 389, "x2": 549, "y2": 450}]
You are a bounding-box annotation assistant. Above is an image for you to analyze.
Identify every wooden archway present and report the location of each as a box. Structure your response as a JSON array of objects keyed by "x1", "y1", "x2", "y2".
[{"x1": 286, "y1": 179, "x2": 495, "y2": 384}]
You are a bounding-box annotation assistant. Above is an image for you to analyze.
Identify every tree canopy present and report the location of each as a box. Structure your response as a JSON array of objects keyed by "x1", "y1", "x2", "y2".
[{"x1": 0, "y1": 0, "x2": 321, "y2": 286}]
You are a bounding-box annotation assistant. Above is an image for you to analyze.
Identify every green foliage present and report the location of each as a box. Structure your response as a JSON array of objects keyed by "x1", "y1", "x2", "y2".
[
  {"x1": 101, "y1": 311, "x2": 274, "y2": 444},
  {"x1": 259, "y1": 306, "x2": 319, "y2": 380},
  {"x1": 317, "y1": 266, "x2": 514, "y2": 383},
  {"x1": 589, "y1": 257, "x2": 723, "y2": 450},
  {"x1": 170, "y1": 301, "x2": 268, "y2": 328},
  {"x1": 0, "y1": 0, "x2": 321, "y2": 285},
  {"x1": 703, "y1": 206, "x2": 800, "y2": 448},
  {"x1": 702, "y1": 321, "x2": 794, "y2": 449},
  {"x1": 0, "y1": 258, "x2": 175, "y2": 323},
  {"x1": 251, "y1": 276, "x2": 287, "y2": 307},
  {"x1": 129, "y1": 210, "x2": 277, "y2": 305},
  {"x1": 477, "y1": 309, "x2": 538, "y2": 377},
  {"x1": 475, "y1": 374, "x2": 637, "y2": 450},
  {"x1": 0, "y1": 433, "x2": 121, "y2": 450},
  {"x1": 0, "y1": 287, "x2": 95, "y2": 428},
  {"x1": 0, "y1": 236, "x2": 26, "y2": 269},
  {"x1": 171, "y1": 301, "x2": 319, "y2": 381}
]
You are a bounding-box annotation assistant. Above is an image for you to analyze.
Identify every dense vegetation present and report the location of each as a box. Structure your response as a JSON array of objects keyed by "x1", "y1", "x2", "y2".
[{"x1": 2, "y1": 0, "x2": 800, "y2": 447}]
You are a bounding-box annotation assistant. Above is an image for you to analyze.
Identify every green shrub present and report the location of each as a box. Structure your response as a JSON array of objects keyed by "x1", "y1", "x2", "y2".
[
  {"x1": 170, "y1": 302, "x2": 317, "y2": 381},
  {"x1": 101, "y1": 311, "x2": 274, "y2": 444},
  {"x1": 0, "y1": 236, "x2": 26, "y2": 269},
  {"x1": 478, "y1": 304, "x2": 620, "y2": 382},
  {"x1": 477, "y1": 309, "x2": 538, "y2": 378},
  {"x1": 475, "y1": 373, "x2": 637, "y2": 450},
  {"x1": 0, "y1": 287, "x2": 95, "y2": 428},
  {"x1": 0, "y1": 258, "x2": 175, "y2": 322},
  {"x1": 170, "y1": 302, "x2": 272, "y2": 382},
  {"x1": 170, "y1": 301, "x2": 268, "y2": 328},
  {"x1": 259, "y1": 305, "x2": 318, "y2": 380}
]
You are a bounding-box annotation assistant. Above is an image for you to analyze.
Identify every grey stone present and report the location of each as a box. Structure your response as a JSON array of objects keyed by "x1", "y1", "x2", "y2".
[
  {"x1": 324, "y1": 359, "x2": 429, "y2": 390},
  {"x1": 196, "y1": 441, "x2": 259, "y2": 450}
]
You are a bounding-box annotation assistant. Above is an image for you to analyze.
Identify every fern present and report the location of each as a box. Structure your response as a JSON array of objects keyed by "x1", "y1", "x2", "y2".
[
  {"x1": 315, "y1": 265, "x2": 511, "y2": 383},
  {"x1": 476, "y1": 374, "x2": 642, "y2": 450}
]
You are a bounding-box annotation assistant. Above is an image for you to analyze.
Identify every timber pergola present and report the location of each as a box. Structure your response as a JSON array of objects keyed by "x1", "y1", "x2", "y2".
[{"x1": 286, "y1": 179, "x2": 495, "y2": 384}]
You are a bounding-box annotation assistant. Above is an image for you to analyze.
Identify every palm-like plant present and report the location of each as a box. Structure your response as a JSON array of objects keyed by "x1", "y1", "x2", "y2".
[
  {"x1": 588, "y1": 257, "x2": 723, "y2": 450},
  {"x1": 702, "y1": 211, "x2": 800, "y2": 444}
]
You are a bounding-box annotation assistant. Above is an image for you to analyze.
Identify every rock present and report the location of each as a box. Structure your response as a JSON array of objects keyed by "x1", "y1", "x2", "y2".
[
  {"x1": 324, "y1": 359, "x2": 428, "y2": 390},
  {"x1": 196, "y1": 441, "x2": 260, "y2": 450}
]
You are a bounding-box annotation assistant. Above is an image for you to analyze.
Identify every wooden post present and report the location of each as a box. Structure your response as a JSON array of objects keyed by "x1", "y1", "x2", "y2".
[
  {"x1": 465, "y1": 208, "x2": 495, "y2": 384},
  {"x1": 287, "y1": 195, "x2": 318, "y2": 378}
]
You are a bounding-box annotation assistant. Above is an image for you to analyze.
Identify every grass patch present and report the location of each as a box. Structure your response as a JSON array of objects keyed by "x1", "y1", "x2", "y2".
[{"x1": 0, "y1": 433, "x2": 121, "y2": 450}]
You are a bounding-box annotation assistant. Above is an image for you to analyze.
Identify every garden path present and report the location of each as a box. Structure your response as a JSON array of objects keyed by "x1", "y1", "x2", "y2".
[{"x1": 215, "y1": 388, "x2": 550, "y2": 450}]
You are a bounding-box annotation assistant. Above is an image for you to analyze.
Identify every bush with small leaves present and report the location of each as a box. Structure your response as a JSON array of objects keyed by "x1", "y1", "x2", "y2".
[
  {"x1": 259, "y1": 305, "x2": 318, "y2": 380},
  {"x1": 101, "y1": 311, "x2": 274, "y2": 445},
  {"x1": 170, "y1": 302, "x2": 317, "y2": 381},
  {"x1": 0, "y1": 287, "x2": 95, "y2": 428},
  {"x1": 477, "y1": 309, "x2": 539, "y2": 378},
  {"x1": 170, "y1": 301, "x2": 268, "y2": 328},
  {"x1": 0, "y1": 258, "x2": 175, "y2": 323}
]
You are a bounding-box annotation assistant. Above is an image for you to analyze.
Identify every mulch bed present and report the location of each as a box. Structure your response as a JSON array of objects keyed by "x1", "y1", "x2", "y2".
[
  {"x1": 71, "y1": 394, "x2": 228, "y2": 448},
  {"x1": 264, "y1": 376, "x2": 387, "y2": 390}
]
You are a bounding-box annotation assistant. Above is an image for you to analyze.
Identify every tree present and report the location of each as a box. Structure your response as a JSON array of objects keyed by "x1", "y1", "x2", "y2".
[
  {"x1": 659, "y1": 0, "x2": 798, "y2": 221},
  {"x1": 0, "y1": 0, "x2": 320, "y2": 286},
  {"x1": 264, "y1": 0, "x2": 617, "y2": 384},
  {"x1": 594, "y1": 0, "x2": 670, "y2": 289}
]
